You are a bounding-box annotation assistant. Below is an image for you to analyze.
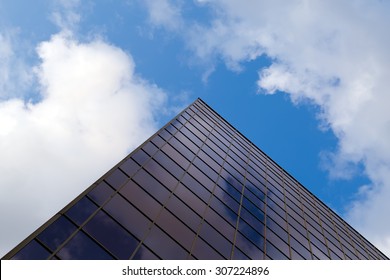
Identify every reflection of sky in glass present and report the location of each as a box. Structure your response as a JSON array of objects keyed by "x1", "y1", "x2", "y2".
[{"x1": 6, "y1": 99, "x2": 388, "y2": 260}]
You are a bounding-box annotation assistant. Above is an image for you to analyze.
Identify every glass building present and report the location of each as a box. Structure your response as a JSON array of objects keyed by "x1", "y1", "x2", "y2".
[{"x1": 2, "y1": 98, "x2": 388, "y2": 260}]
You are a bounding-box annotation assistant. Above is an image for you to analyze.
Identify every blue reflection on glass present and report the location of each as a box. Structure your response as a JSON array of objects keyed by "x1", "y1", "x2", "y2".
[{"x1": 37, "y1": 216, "x2": 77, "y2": 251}]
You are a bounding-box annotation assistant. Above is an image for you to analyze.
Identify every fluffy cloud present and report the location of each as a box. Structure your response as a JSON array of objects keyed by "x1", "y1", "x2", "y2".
[
  {"x1": 0, "y1": 32, "x2": 167, "y2": 257},
  {"x1": 145, "y1": 0, "x2": 390, "y2": 255}
]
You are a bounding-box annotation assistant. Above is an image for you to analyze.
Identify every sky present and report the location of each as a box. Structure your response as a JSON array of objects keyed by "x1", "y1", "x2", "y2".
[{"x1": 0, "y1": 0, "x2": 389, "y2": 258}]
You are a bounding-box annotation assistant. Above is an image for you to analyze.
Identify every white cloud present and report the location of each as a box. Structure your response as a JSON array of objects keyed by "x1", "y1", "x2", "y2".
[
  {"x1": 143, "y1": 0, "x2": 183, "y2": 31},
  {"x1": 0, "y1": 32, "x2": 167, "y2": 257},
  {"x1": 50, "y1": 0, "x2": 81, "y2": 31},
  {"x1": 0, "y1": 30, "x2": 33, "y2": 100},
  {"x1": 161, "y1": 0, "x2": 390, "y2": 256}
]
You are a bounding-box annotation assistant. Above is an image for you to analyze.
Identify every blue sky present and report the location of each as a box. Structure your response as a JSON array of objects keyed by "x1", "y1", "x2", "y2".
[{"x1": 1, "y1": 0, "x2": 389, "y2": 257}]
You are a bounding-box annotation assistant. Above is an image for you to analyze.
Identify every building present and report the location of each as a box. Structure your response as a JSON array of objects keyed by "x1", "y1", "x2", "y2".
[{"x1": 2, "y1": 98, "x2": 388, "y2": 260}]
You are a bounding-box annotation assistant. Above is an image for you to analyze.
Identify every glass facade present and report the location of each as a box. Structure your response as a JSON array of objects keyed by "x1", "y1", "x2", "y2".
[{"x1": 2, "y1": 98, "x2": 388, "y2": 260}]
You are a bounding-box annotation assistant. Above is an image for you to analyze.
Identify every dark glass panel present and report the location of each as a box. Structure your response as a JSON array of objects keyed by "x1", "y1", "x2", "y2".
[
  {"x1": 265, "y1": 240, "x2": 289, "y2": 260},
  {"x1": 187, "y1": 165, "x2": 215, "y2": 194},
  {"x1": 174, "y1": 182, "x2": 208, "y2": 215},
  {"x1": 105, "y1": 168, "x2": 128, "y2": 190},
  {"x1": 155, "y1": 208, "x2": 195, "y2": 250},
  {"x1": 174, "y1": 131, "x2": 199, "y2": 154},
  {"x1": 185, "y1": 121, "x2": 207, "y2": 142},
  {"x1": 235, "y1": 231, "x2": 264, "y2": 260},
  {"x1": 220, "y1": 168, "x2": 243, "y2": 192},
  {"x1": 165, "y1": 124, "x2": 177, "y2": 135},
  {"x1": 240, "y1": 206, "x2": 265, "y2": 234},
  {"x1": 150, "y1": 134, "x2": 165, "y2": 148},
  {"x1": 266, "y1": 228, "x2": 290, "y2": 258},
  {"x1": 311, "y1": 242, "x2": 330, "y2": 259},
  {"x1": 143, "y1": 225, "x2": 188, "y2": 260},
  {"x1": 243, "y1": 185, "x2": 266, "y2": 212},
  {"x1": 171, "y1": 118, "x2": 182, "y2": 130},
  {"x1": 142, "y1": 141, "x2": 158, "y2": 157},
  {"x1": 242, "y1": 196, "x2": 264, "y2": 223},
  {"x1": 238, "y1": 218, "x2": 264, "y2": 249},
  {"x1": 308, "y1": 232, "x2": 329, "y2": 258},
  {"x1": 132, "y1": 245, "x2": 160, "y2": 260},
  {"x1": 288, "y1": 224, "x2": 311, "y2": 251},
  {"x1": 37, "y1": 216, "x2": 77, "y2": 251},
  {"x1": 57, "y1": 231, "x2": 114, "y2": 260},
  {"x1": 191, "y1": 236, "x2": 225, "y2": 260},
  {"x1": 144, "y1": 159, "x2": 178, "y2": 191},
  {"x1": 66, "y1": 196, "x2": 97, "y2": 225},
  {"x1": 217, "y1": 176, "x2": 242, "y2": 202},
  {"x1": 181, "y1": 172, "x2": 211, "y2": 202},
  {"x1": 120, "y1": 158, "x2": 140, "y2": 177},
  {"x1": 306, "y1": 222, "x2": 326, "y2": 245},
  {"x1": 266, "y1": 216, "x2": 289, "y2": 242},
  {"x1": 209, "y1": 132, "x2": 229, "y2": 152},
  {"x1": 188, "y1": 117, "x2": 209, "y2": 137},
  {"x1": 290, "y1": 247, "x2": 305, "y2": 260},
  {"x1": 196, "y1": 150, "x2": 221, "y2": 175},
  {"x1": 158, "y1": 127, "x2": 171, "y2": 140},
  {"x1": 209, "y1": 196, "x2": 237, "y2": 225},
  {"x1": 132, "y1": 149, "x2": 150, "y2": 166},
  {"x1": 267, "y1": 206, "x2": 287, "y2": 231},
  {"x1": 120, "y1": 180, "x2": 163, "y2": 220},
  {"x1": 88, "y1": 181, "x2": 114, "y2": 205},
  {"x1": 153, "y1": 150, "x2": 184, "y2": 180},
  {"x1": 202, "y1": 142, "x2": 224, "y2": 165},
  {"x1": 231, "y1": 247, "x2": 250, "y2": 260},
  {"x1": 193, "y1": 111, "x2": 213, "y2": 132},
  {"x1": 193, "y1": 156, "x2": 219, "y2": 182},
  {"x1": 166, "y1": 194, "x2": 202, "y2": 232},
  {"x1": 168, "y1": 136, "x2": 196, "y2": 161},
  {"x1": 223, "y1": 161, "x2": 245, "y2": 184},
  {"x1": 326, "y1": 239, "x2": 344, "y2": 259},
  {"x1": 104, "y1": 194, "x2": 150, "y2": 240},
  {"x1": 205, "y1": 137, "x2": 226, "y2": 159},
  {"x1": 226, "y1": 156, "x2": 246, "y2": 179},
  {"x1": 230, "y1": 141, "x2": 248, "y2": 161},
  {"x1": 267, "y1": 182, "x2": 285, "y2": 201},
  {"x1": 161, "y1": 142, "x2": 191, "y2": 171},
  {"x1": 11, "y1": 240, "x2": 51, "y2": 260},
  {"x1": 198, "y1": 221, "x2": 232, "y2": 258},
  {"x1": 245, "y1": 172, "x2": 267, "y2": 195},
  {"x1": 213, "y1": 184, "x2": 240, "y2": 214},
  {"x1": 204, "y1": 205, "x2": 236, "y2": 240},
  {"x1": 83, "y1": 210, "x2": 138, "y2": 259},
  {"x1": 132, "y1": 169, "x2": 170, "y2": 204},
  {"x1": 180, "y1": 126, "x2": 203, "y2": 147},
  {"x1": 290, "y1": 235, "x2": 312, "y2": 259}
]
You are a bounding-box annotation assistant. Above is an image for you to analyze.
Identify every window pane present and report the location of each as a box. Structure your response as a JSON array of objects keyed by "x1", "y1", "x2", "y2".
[
  {"x1": 143, "y1": 225, "x2": 188, "y2": 259},
  {"x1": 104, "y1": 194, "x2": 150, "y2": 240},
  {"x1": 88, "y1": 181, "x2": 114, "y2": 205},
  {"x1": 198, "y1": 221, "x2": 232, "y2": 258},
  {"x1": 191, "y1": 236, "x2": 225, "y2": 260},
  {"x1": 235, "y1": 231, "x2": 264, "y2": 260},
  {"x1": 57, "y1": 231, "x2": 114, "y2": 260},
  {"x1": 66, "y1": 196, "x2": 98, "y2": 225},
  {"x1": 105, "y1": 168, "x2": 128, "y2": 190},
  {"x1": 84, "y1": 210, "x2": 138, "y2": 259},
  {"x1": 155, "y1": 208, "x2": 195, "y2": 250},
  {"x1": 120, "y1": 180, "x2": 163, "y2": 221},
  {"x1": 119, "y1": 158, "x2": 139, "y2": 177},
  {"x1": 132, "y1": 245, "x2": 160, "y2": 260},
  {"x1": 37, "y1": 216, "x2": 77, "y2": 251},
  {"x1": 132, "y1": 169, "x2": 171, "y2": 204},
  {"x1": 12, "y1": 240, "x2": 51, "y2": 260},
  {"x1": 266, "y1": 240, "x2": 289, "y2": 260},
  {"x1": 165, "y1": 194, "x2": 202, "y2": 232}
]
